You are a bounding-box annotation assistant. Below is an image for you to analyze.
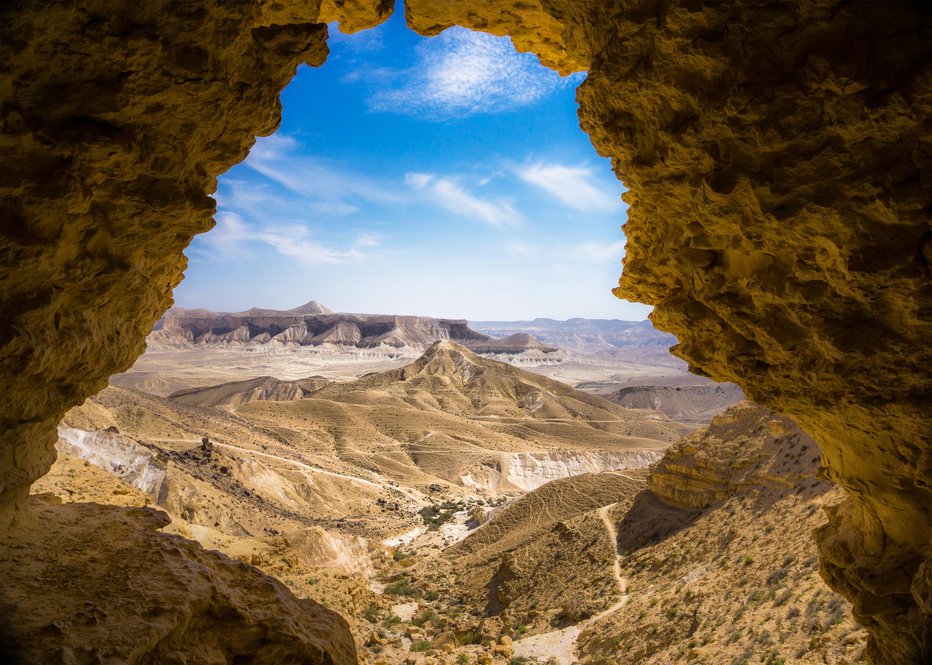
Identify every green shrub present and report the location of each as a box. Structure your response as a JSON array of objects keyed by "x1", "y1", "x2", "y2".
[
  {"x1": 410, "y1": 640, "x2": 431, "y2": 653},
  {"x1": 384, "y1": 581, "x2": 420, "y2": 598},
  {"x1": 362, "y1": 605, "x2": 380, "y2": 623},
  {"x1": 412, "y1": 610, "x2": 437, "y2": 627}
]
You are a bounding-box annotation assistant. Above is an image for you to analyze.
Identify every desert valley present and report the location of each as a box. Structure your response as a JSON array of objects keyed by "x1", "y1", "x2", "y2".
[{"x1": 22, "y1": 301, "x2": 866, "y2": 664}]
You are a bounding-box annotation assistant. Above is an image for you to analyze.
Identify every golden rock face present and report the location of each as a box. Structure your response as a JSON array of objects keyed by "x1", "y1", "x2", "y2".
[
  {"x1": 0, "y1": 0, "x2": 929, "y2": 663},
  {"x1": 1, "y1": 496, "x2": 358, "y2": 665}
]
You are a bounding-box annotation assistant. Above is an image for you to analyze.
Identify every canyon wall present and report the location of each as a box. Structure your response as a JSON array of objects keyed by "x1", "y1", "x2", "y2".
[{"x1": 1, "y1": 0, "x2": 929, "y2": 662}]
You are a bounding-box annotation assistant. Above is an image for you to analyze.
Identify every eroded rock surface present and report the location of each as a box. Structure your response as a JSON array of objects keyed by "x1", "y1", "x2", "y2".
[
  {"x1": 0, "y1": 496, "x2": 356, "y2": 665},
  {"x1": 649, "y1": 401, "x2": 823, "y2": 510},
  {"x1": 1, "y1": 0, "x2": 930, "y2": 662}
]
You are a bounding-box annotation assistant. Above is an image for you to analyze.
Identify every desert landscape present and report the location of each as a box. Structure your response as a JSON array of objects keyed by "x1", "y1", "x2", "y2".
[
  {"x1": 2, "y1": 2, "x2": 928, "y2": 664},
  {"x1": 17, "y1": 301, "x2": 868, "y2": 663}
]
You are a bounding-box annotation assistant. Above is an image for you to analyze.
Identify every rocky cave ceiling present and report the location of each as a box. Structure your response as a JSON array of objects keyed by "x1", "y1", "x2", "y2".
[{"x1": 0, "y1": 0, "x2": 929, "y2": 663}]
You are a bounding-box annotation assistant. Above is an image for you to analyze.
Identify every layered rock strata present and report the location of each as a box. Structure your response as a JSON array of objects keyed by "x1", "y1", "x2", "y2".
[
  {"x1": 1, "y1": 0, "x2": 930, "y2": 662},
  {"x1": 649, "y1": 401, "x2": 823, "y2": 510}
]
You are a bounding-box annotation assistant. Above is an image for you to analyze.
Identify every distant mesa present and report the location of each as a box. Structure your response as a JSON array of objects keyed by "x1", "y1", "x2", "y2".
[
  {"x1": 150, "y1": 301, "x2": 562, "y2": 360},
  {"x1": 470, "y1": 317, "x2": 678, "y2": 362}
]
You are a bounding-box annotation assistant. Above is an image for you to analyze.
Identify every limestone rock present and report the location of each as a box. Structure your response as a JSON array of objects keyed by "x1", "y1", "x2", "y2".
[
  {"x1": 0, "y1": 495, "x2": 356, "y2": 664},
  {"x1": 648, "y1": 401, "x2": 822, "y2": 510}
]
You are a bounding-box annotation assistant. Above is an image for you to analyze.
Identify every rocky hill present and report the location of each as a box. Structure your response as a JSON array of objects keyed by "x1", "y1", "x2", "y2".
[
  {"x1": 575, "y1": 403, "x2": 866, "y2": 664},
  {"x1": 317, "y1": 340, "x2": 665, "y2": 424},
  {"x1": 169, "y1": 375, "x2": 331, "y2": 407},
  {"x1": 605, "y1": 383, "x2": 744, "y2": 424},
  {"x1": 28, "y1": 341, "x2": 691, "y2": 664},
  {"x1": 379, "y1": 402, "x2": 865, "y2": 665},
  {"x1": 151, "y1": 302, "x2": 559, "y2": 358},
  {"x1": 33, "y1": 382, "x2": 867, "y2": 664}
]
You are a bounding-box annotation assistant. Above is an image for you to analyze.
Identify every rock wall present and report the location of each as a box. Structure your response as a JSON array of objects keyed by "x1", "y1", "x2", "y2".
[
  {"x1": 0, "y1": 496, "x2": 357, "y2": 665},
  {"x1": 648, "y1": 401, "x2": 823, "y2": 510},
  {"x1": 1, "y1": 0, "x2": 929, "y2": 662}
]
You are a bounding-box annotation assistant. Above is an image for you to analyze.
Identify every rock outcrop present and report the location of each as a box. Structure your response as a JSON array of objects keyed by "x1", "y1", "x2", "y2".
[
  {"x1": 1, "y1": 0, "x2": 929, "y2": 662},
  {"x1": 169, "y1": 375, "x2": 331, "y2": 407},
  {"x1": 606, "y1": 383, "x2": 744, "y2": 423},
  {"x1": 649, "y1": 401, "x2": 822, "y2": 510},
  {"x1": 0, "y1": 496, "x2": 357, "y2": 665},
  {"x1": 471, "y1": 317, "x2": 678, "y2": 359}
]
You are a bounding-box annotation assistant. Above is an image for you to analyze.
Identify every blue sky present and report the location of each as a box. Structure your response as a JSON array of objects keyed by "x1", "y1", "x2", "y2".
[{"x1": 175, "y1": 11, "x2": 650, "y2": 321}]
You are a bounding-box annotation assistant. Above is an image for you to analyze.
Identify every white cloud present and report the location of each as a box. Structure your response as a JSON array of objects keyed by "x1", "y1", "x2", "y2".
[
  {"x1": 405, "y1": 171, "x2": 522, "y2": 228},
  {"x1": 245, "y1": 134, "x2": 399, "y2": 207},
  {"x1": 367, "y1": 28, "x2": 582, "y2": 120},
  {"x1": 572, "y1": 240, "x2": 627, "y2": 261},
  {"x1": 516, "y1": 162, "x2": 618, "y2": 212},
  {"x1": 405, "y1": 172, "x2": 433, "y2": 190},
  {"x1": 354, "y1": 232, "x2": 382, "y2": 247},
  {"x1": 202, "y1": 212, "x2": 372, "y2": 265}
]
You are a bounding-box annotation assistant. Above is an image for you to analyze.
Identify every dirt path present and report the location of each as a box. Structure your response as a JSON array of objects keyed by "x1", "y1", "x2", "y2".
[
  {"x1": 512, "y1": 503, "x2": 628, "y2": 664},
  {"x1": 213, "y1": 442, "x2": 382, "y2": 487},
  {"x1": 212, "y1": 441, "x2": 431, "y2": 509}
]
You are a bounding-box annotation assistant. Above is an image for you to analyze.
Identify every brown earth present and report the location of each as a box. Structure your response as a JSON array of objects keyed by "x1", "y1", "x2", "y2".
[
  {"x1": 353, "y1": 402, "x2": 867, "y2": 665},
  {"x1": 605, "y1": 384, "x2": 745, "y2": 425}
]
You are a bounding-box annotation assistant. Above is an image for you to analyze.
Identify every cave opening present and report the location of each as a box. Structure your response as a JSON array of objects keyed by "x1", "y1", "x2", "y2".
[
  {"x1": 176, "y1": 9, "x2": 647, "y2": 323},
  {"x1": 1, "y1": 1, "x2": 929, "y2": 663}
]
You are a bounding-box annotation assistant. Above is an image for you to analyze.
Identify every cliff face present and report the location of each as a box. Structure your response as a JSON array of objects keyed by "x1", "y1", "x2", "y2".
[
  {"x1": 1, "y1": 1, "x2": 929, "y2": 662},
  {"x1": 649, "y1": 402, "x2": 823, "y2": 510},
  {"x1": 154, "y1": 308, "x2": 496, "y2": 350},
  {"x1": 0, "y1": 496, "x2": 357, "y2": 665}
]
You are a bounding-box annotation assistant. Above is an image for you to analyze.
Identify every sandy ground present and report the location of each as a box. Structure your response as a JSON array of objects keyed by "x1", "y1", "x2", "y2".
[{"x1": 110, "y1": 346, "x2": 709, "y2": 396}]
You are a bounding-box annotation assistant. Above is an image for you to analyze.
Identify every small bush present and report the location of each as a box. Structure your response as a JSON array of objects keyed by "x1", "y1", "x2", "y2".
[
  {"x1": 410, "y1": 640, "x2": 431, "y2": 653},
  {"x1": 384, "y1": 581, "x2": 420, "y2": 598},
  {"x1": 362, "y1": 605, "x2": 380, "y2": 623},
  {"x1": 412, "y1": 610, "x2": 437, "y2": 627}
]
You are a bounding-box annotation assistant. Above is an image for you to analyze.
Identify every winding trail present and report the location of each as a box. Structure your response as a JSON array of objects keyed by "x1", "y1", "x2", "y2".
[
  {"x1": 154, "y1": 438, "x2": 428, "y2": 506},
  {"x1": 213, "y1": 442, "x2": 381, "y2": 487},
  {"x1": 217, "y1": 442, "x2": 427, "y2": 504},
  {"x1": 511, "y1": 502, "x2": 629, "y2": 665}
]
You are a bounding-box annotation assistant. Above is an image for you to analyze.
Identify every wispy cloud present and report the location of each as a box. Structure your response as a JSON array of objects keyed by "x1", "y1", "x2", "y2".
[
  {"x1": 202, "y1": 212, "x2": 375, "y2": 265},
  {"x1": 405, "y1": 172, "x2": 522, "y2": 228},
  {"x1": 245, "y1": 134, "x2": 399, "y2": 207},
  {"x1": 572, "y1": 240, "x2": 627, "y2": 261},
  {"x1": 366, "y1": 28, "x2": 582, "y2": 120},
  {"x1": 515, "y1": 162, "x2": 618, "y2": 212}
]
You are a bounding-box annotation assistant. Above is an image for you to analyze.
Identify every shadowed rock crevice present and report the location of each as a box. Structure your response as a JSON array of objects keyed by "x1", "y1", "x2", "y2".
[{"x1": 1, "y1": 0, "x2": 929, "y2": 662}]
